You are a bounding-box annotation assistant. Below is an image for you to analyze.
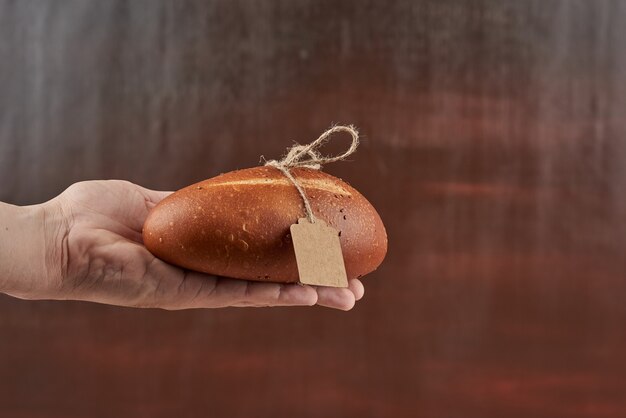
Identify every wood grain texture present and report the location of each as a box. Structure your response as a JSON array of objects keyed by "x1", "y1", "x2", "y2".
[{"x1": 1, "y1": 0, "x2": 626, "y2": 417}]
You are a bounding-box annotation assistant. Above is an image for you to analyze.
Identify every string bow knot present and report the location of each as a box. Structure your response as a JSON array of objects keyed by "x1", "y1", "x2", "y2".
[{"x1": 263, "y1": 125, "x2": 359, "y2": 223}]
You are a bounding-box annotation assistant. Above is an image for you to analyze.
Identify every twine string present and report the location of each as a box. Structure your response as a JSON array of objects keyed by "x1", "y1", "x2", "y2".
[{"x1": 264, "y1": 125, "x2": 359, "y2": 223}]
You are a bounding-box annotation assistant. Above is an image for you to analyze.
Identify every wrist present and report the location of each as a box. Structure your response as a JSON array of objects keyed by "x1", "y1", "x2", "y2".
[
  {"x1": 41, "y1": 198, "x2": 71, "y2": 297},
  {"x1": 0, "y1": 203, "x2": 45, "y2": 297},
  {"x1": 0, "y1": 200, "x2": 68, "y2": 299}
]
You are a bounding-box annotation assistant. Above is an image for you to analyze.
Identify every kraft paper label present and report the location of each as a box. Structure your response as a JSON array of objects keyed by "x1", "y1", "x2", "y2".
[{"x1": 290, "y1": 218, "x2": 348, "y2": 288}]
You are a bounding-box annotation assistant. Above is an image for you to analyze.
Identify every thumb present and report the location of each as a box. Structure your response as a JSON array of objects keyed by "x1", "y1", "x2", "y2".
[{"x1": 136, "y1": 186, "x2": 174, "y2": 205}]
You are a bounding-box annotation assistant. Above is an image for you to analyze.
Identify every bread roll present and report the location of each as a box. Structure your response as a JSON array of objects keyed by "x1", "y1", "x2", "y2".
[{"x1": 142, "y1": 166, "x2": 387, "y2": 283}]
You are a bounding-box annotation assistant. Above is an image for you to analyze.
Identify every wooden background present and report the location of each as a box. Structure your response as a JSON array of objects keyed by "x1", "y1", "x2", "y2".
[{"x1": 1, "y1": 1, "x2": 626, "y2": 417}]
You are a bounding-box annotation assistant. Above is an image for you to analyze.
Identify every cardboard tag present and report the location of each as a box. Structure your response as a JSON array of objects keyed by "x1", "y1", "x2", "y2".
[{"x1": 290, "y1": 218, "x2": 348, "y2": 288}]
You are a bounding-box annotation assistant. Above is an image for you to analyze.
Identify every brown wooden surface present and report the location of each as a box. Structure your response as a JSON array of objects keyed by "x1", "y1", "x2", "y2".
[{"x1": 1, "y1": 1, "x2": 626, "y2": 417}]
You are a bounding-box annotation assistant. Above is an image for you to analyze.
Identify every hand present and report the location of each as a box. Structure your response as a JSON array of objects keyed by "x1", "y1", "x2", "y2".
[{"x1": 13, "y1": 180, "x2": 363, "y2": 310}]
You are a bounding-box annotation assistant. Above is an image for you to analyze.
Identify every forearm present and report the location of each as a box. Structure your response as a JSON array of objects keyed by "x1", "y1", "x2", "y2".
[{"x1": 0, "y1": 202, "x2": 51, "y2": 298}]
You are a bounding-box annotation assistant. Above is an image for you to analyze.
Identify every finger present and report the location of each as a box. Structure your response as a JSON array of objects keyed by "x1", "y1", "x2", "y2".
[
  {"x1": 314, "y1": 286, "x2": 356, "y2": 311},
  {"x1": 135, "y1": 185, "x2": 174, "y2": 205},
  {"x1": 204, "y1": 277, "x2": 313, "y2": 308},
  {"x1": 73, "y1": 181, "x2": 174, "y2": 235},
  {"x1": 149, "y1": 265, "x2": 319, "y2": 309},
  {"x1": 348, "y1": 279, "x2": 365, "y2": 301},
  {"x1": 230, "y1": 282, "x2": 318, "y2": 307},
  {"x1": 130, "y1": 185, "x2": 173, "y2": 234}
]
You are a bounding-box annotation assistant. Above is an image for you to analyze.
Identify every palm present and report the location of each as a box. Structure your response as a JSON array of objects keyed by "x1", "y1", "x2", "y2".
[{"x1": 54, "y1": 180, "x2": 362, "y2": 310}]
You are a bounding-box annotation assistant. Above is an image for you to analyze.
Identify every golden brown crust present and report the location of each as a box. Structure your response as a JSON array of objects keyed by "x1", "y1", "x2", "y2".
[{"x1": 142, "y1": 167, "x2": 387, "y2": 283}]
